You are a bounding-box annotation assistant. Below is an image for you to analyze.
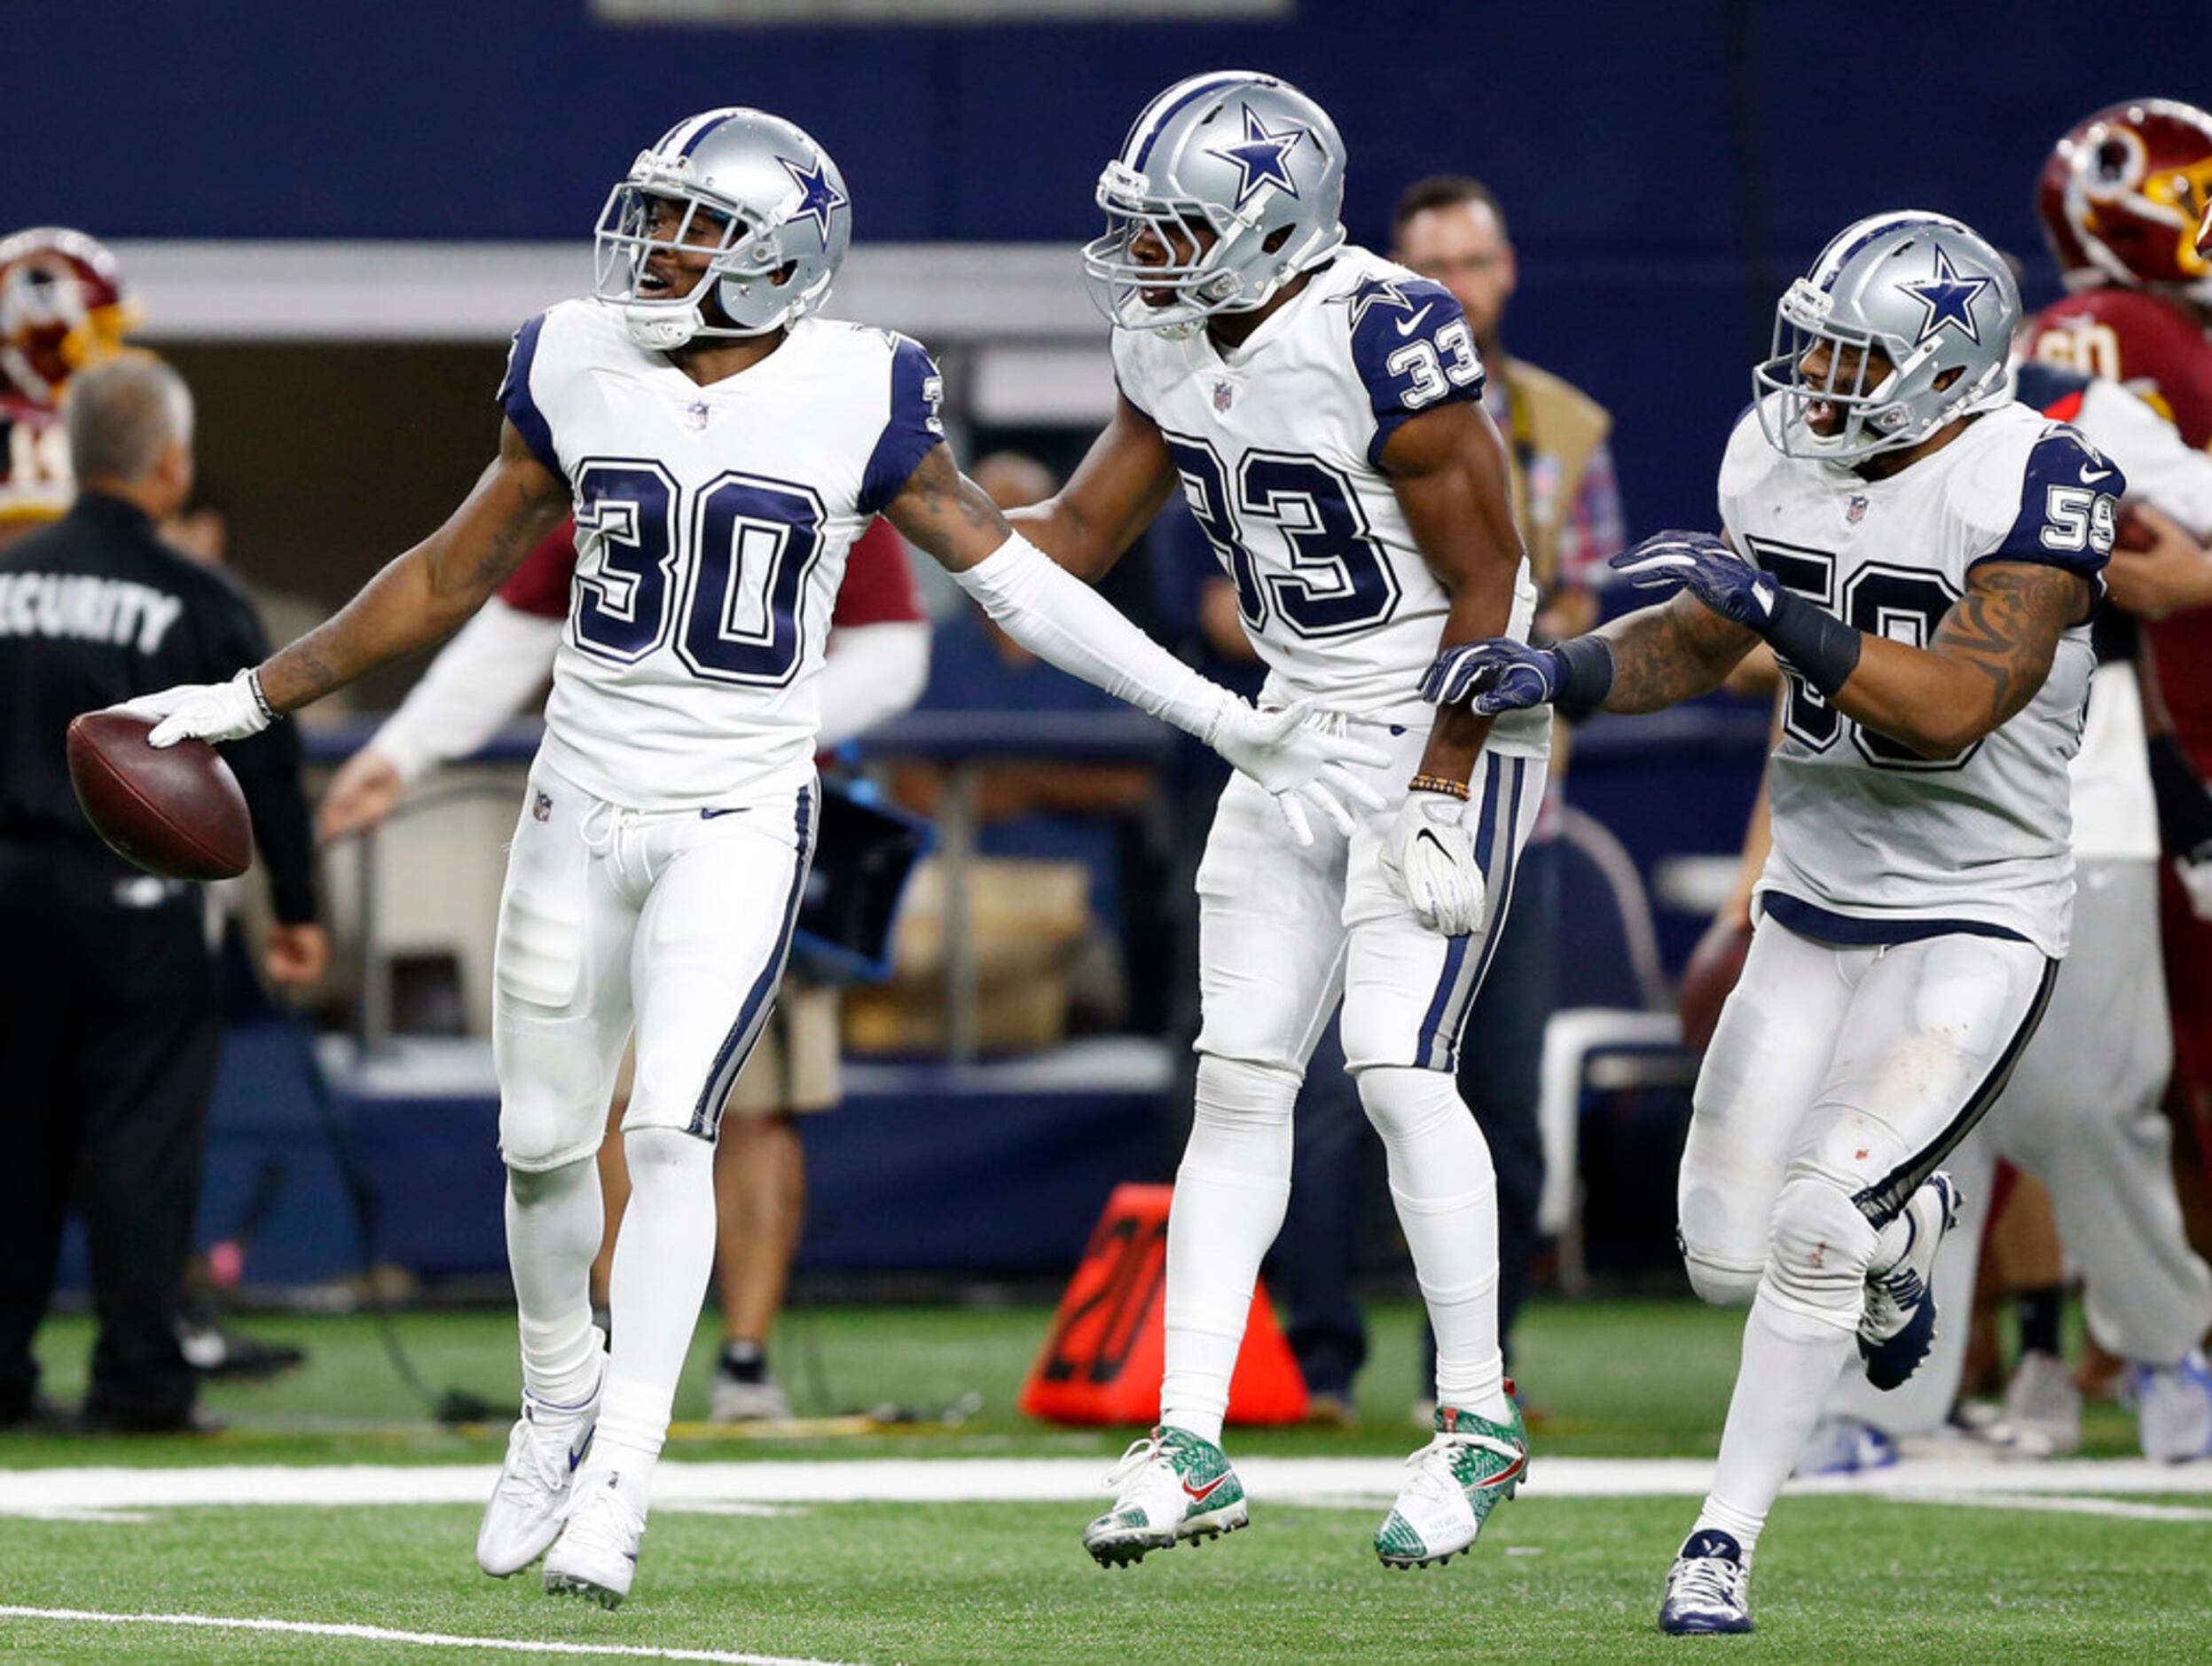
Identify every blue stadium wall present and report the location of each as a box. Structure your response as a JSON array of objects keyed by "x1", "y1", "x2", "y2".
[{"x1": 11, "y1": 0, "x2": 2196, "y2": 532}]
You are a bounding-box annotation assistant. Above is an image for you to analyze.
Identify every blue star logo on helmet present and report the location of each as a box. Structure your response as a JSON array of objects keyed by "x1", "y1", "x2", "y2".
[
  {"x1": 1902, "y1": 247, "x2": 1994, "y2": 345},
  {"x1": 1206, "y1": 106, "x2": 1309, "y2": 209},
  {"x1": 778, "y1": 156, "x2": 848, "y2": 241}
]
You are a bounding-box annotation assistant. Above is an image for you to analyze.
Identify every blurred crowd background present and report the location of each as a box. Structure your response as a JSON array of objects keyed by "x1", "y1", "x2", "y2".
[{"x1": 4, "y1": 0, "x2": 2205, "y2": 1400}]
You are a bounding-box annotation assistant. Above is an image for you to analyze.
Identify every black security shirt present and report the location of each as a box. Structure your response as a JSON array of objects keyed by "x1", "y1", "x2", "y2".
[{"x1": 0, "y1": 491, "x2": 318, "y2": 923}]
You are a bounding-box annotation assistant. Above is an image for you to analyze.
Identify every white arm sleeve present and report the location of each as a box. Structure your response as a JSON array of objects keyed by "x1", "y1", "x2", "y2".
[
  {"x1": 2079, "y1": 380, "x2": 2212, "y2": 539},
  {"x1": 815, "y1": 620, "x2": 931, "y2": 749},
  {"x1": 949, "y1": 533, "x2": 1229, "y2": 742},
  {"x1": 368, "y1": 598, "x2": 565, "y2": 782}
]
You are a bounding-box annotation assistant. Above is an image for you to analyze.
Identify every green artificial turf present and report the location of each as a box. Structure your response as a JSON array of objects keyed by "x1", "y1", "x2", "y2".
[{"x1": 1, "y1": 1497, "x2": 2208, "y2": 1662}]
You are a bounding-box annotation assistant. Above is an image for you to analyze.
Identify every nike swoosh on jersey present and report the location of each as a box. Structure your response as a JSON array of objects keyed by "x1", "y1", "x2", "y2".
[
  {"x1": 699, "y1": 805, "x2": 751, "y2": 820},
  {"x1": 1394, "y1": 303, "x2": 1436, "y2": 336},
  {"x1": 2082, "y1": 467, "x2": 2114, "y2": 483}
]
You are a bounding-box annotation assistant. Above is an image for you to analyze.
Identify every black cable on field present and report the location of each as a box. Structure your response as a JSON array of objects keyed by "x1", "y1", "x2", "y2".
[{"x1": 270, "y1": 1013, "x2": 495, "y2": 1427}]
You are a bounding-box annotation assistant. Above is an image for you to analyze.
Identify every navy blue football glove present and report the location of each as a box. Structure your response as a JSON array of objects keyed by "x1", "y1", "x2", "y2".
[
  {"x1": 1421, "y1": 639, "x2": 1565, "y2": 714},
  {"x1": 1609, "y1": 530, "x2": 1780, "y2": 633}
]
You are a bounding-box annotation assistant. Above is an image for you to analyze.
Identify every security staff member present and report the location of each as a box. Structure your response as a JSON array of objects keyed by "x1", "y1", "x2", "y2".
[{"x1": 0, "y1": 357, "x2": 321, "y2": 1432}]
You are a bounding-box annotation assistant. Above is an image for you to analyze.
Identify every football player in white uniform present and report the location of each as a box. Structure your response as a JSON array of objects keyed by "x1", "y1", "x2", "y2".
[
  {"x1": 1430, "y1": 212, "x2": 2120, "y2": 1635},
  {"x1": 114, "y1": 107, "x2": 1383, "y2": 1609},
  {"x1": 1008, "y1": 71, "x2": 1548, "y2": 1570}
]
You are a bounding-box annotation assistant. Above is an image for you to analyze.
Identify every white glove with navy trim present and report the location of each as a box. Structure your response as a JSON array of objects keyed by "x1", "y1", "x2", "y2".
[
  {"x1": 120, "y1": 668, "x2": 274, "y2": 749},
  {"x1": 1383, "y1": 789, "x2": 1486, "y2": 937}
]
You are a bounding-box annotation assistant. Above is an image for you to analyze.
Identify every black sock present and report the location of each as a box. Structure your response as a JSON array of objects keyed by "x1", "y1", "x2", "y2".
[
  {"x1": 2016, "y1": 1286, "x2": 2063, "y2": 1359},
  {"x1": 721, "y1": 1340, "x2": 767, "y2": 1382}
]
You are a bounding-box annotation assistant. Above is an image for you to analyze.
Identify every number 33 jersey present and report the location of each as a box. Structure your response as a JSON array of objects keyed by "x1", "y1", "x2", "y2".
[
  {"x1": 498, "y1": 299, "x2": 941, "y2": 809},
  {"x1": 1112, "y1": 246, "x2": 1546, "y2": 755},
  {"x1": 1720, "y1": 396, "x2": 2120, "y2": 956}
]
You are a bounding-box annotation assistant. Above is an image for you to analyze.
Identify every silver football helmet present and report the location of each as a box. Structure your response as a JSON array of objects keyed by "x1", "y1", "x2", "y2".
[
  {"x1": 593, "y1": 107, "x2": 852, "y2": 350},
  {"x1": 1082, "y1": 71, "x2": 1346, "y2": 335},
  {"x1": 1754, "y1": 212, "x2": 2020, "y2": 464}
]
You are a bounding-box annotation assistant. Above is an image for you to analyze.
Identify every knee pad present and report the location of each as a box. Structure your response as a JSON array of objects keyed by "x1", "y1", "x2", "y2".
[
  {"x1": 1681, "y1": 1237, "x2": 1764, "y2": 1308},
  {"x1": 1354, "y1": 1065, "x2": 1467, "y2": 1148},
  {"x1": 496, "y1": 1009, "x2": 619, "y2": 1172},
  {"x1": 1764, "y1": 1175, "x2": 1879, "y2": 1319},
  {"x1": 1192, "y1": 1054, "x2": 1301, "y2": 1137}
]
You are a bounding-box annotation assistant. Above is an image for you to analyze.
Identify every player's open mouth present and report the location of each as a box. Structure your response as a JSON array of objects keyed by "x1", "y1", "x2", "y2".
[
  {"x1": 1805, "y1": 397, "x2": 1838, "y2": 431},
  {"x1": 639, "y1": 269, "x2": 675, "y2": 296}
]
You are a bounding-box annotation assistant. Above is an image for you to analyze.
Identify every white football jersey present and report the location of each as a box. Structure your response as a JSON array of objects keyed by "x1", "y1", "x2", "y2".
[
  {"x1": 1722, "y1": 397, "x2": 2121, "y2": 956},
  {"x1": 498, "y1": 300, "x2": 941, "y2": 809},
  {"x1": 1113, "y1": 245, "x2": 1546, "y2": 755}
]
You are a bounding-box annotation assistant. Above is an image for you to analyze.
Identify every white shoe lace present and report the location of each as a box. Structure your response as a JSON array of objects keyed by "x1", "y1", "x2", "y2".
[
  {"x1": 1102, "y1": 1433, "x2": 1164, "y2": 1493},
  {"x1": 494, "y1": 1408, "x2": 569, "y2": 1508},
  {"x1": 1399, "y1": 1431, "x2": 1519, "y2": 1509},
  {"x1": 562, "y1": 1478, "x2": 645, "y2": 1558},
  {"x1": 1672, "y1": 1553, "x2": 1745, "y2": 1612}
]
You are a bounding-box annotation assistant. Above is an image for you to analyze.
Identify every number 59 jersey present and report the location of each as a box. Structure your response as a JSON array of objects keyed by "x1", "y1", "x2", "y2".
[
  {"x1": 498, "y1": 299, "x2": 941, "y2": 809},
  {"x1": 1720, "y1": 396, "x2": 2120, "y2": 956},
  {"x1": 1112, "y1": 246, "x2": 1546, "y2": 755}
]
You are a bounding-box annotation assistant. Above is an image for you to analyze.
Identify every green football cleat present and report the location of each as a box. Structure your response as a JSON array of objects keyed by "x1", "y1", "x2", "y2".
[
  {"x1": 1375, "y1": 1396, "x2": 1528, "y2": 1568},
  {"x1": 1083, "y1": 1425, "x2": 1250, "y2": 1568}
]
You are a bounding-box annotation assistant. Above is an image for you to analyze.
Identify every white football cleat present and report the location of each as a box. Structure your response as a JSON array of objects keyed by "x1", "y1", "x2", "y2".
[
  {"x1": 1792, "y1": 1413, "x2": 1897, "y2": 1477},
  {"x1": 1081, "y1": 1426, "x2": 1248, "y2": 1568},
  {"x1": 1658, "y1": 1528, "x2": 1753, "y2": 1635},
  {"x1": 1989, "y1": 1350, "x2": 2083, "y2": 1458},
  {"x1": 1859, "y1": 1173, "x2": 1960, "y2": 1391},
  {"x1": 475, "y1": 1334, "x2": 606, "y2": 1579},
  {"x1": 544, "y1": 1471, "x2": 647, "y2": 1608},
  {"x1": 2132, "y1": 1349, "x2": 2212, "y2": 1463},
  {"x1": 708, "y1": 1363, "x2": 792, "y2": 1424}
]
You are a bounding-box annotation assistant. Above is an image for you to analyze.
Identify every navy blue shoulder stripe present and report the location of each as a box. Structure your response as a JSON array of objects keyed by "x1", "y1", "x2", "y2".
[{"x1": 498, "y1": 314, "x2": 564, "y2": 486}]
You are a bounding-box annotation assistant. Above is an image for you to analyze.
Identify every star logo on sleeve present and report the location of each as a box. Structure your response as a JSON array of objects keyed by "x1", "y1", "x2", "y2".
[
  {"x1": 1206, "y1": 105, "x2": 1310, "y2": 208},
  {"x1": 1902, "y1": 247, "x2": 1994, "y2": 345},
  {"x1": 1337, "y1": 272, "x2": 1419, "y2": 331},
  {"x1": 779, "y1": 156, "x2": 849, "y2": 241}
]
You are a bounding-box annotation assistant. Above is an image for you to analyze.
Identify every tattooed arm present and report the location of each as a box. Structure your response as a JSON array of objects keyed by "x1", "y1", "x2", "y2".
[
  {"x1": 1824, "y1": 562, "x2": 2090, "y2": 758},
  {"x1": 1591, "y1": 590, "x2": 1764, "y2": 713},
  {"x1": 258, "y1": 420, "x2": 570, "y2": 712}
]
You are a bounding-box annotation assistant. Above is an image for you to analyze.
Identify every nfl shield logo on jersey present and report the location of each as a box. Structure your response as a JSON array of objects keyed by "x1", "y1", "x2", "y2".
[
  {"x1": 533, "y1": 790, "x2": 553, "y2": 822},
  {"x1": 684, "y1": 400, "x2": 711, "y2": 430},
  {"x1": 1212, "y1": 381, "x2": 1235, "y2": 412},
  {"x1": 1847, "y1": 494, "x2": 1870, "y2": 524}
]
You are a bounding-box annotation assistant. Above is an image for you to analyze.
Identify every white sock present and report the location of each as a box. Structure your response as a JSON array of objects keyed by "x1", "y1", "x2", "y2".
[
  {"x1": 1159, "y1": 1056, "x2": 1298, "y2": 1447},
  {"x1": 1701, "y1": 1286, "x2": 1856, "y2": 1552},
  {"x1": 504, "y1": 1158, "x2": 604, "y2": 1406},
  {"x1": 1359, "y1": 1066, "x2": 1509, "y2": 1423},
  {"x1": 577, "y1": 1126, "x2": 718, "y2": 1511}
]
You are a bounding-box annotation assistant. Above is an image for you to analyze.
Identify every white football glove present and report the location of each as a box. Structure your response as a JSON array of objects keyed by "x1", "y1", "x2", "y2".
[
  {"x1": 2177, "y1": 849, "x2": 2212, "y2": 923},
  {"x1": 121, "y1": 668, "x2": 274, "y2": 749},
  {"x1": 1206, "y1": 696, "x2": 1389, "y2": 847},
  {"x1": 1384, "y1": 788, "x2": 1487, "y2": 937}
]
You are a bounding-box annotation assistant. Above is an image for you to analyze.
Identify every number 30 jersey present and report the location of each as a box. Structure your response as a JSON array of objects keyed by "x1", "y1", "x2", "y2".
[
  {"x1": 1112, "y1": 246, "x2": 1546, "y2": 755},
  {"x1": 498, "y1": 300, "x2": 942, "y2": 809},
  {"x1": 1720, "y1": 397, "x2": 2120, "y2": 956}
]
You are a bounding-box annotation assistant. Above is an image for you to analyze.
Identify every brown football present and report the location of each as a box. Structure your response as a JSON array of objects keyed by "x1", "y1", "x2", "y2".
[
  {"x1": 66, "y1": 710, "x2": 253, "y2": 881},
  {"x1": 2114, "y1": 505, "x2": 2158, "y2": 551},
  {"x1": 1677, "y1": 913, "x2": 1754, "y2": 1052}
]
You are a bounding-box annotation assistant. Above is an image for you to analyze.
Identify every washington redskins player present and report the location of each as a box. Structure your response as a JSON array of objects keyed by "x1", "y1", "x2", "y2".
[
  {"x1": 0, "y1": 228, "x2": 139, "y2": 549},
  {"x1": 2026, "y1": 98, "x2": 2212, "y2": 1167}
]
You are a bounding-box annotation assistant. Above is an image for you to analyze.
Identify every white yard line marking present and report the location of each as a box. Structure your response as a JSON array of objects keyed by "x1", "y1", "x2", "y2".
[
  {"x1": 0, "y1": 1606, "x2": 861, "y2": 1666},
  {"x1": 1880, "y1": 1490, "x2": 2212, "y2": 1524},
  {"x1": 2, "y1": 1455, "x2": 2208, "y2": 1516}
]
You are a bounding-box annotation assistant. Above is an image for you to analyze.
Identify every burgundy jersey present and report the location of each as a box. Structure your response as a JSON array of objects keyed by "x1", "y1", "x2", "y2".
[
  {"x1": 2026, "y1": 287, "x2": 2212, "y2": 764},
  {"x1": 497, "y1": 515, "x2": 922, "y2": 630},
  {"x1": 0, "y1": 395, "x2": 73, "y2": 530}
]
